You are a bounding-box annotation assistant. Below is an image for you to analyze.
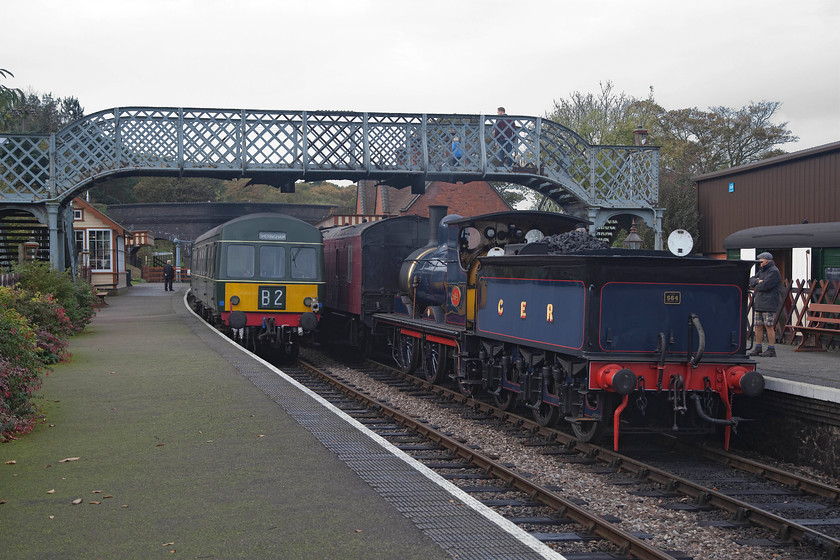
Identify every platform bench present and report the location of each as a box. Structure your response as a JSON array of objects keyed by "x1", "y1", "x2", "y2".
[
  {"x1": 793, "y1": 302, "x2": 840, "y2": 351},
  {"x1": 93, "y1": 283, "x2": 117, "y2": 307}
]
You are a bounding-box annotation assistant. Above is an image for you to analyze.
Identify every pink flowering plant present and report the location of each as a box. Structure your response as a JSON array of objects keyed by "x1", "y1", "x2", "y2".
[
  {"x1": 0, "y1": 297, "x2": 43, "y2": 440},
  {"x1": 14, "y1": 261, "x2": 97, "y2": 332},
  {"x1": 0, "y1": 263, "x2": 98, "y2": 440}
]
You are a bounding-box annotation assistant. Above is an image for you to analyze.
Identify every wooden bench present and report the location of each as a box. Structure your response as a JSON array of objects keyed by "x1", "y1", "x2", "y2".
[
  {"x1": 793, "y1": 303, "x2": 840, "y2": 351},
  {"x1": 93, "y1": 283, "x2": 117, "y2": 307}
]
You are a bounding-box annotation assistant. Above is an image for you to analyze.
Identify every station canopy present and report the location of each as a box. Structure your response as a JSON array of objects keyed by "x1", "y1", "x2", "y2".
[{"x1": 723, "y1": 222, "x2": 840, "y2": 249}]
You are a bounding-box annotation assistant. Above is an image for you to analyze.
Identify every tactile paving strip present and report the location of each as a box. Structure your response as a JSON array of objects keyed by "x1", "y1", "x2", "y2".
[{"x1": 176, "y1": 302, "x2": 561, "y2": 560}]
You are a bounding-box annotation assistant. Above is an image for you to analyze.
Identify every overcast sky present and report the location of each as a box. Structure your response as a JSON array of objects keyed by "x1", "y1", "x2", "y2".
[{"x1": 3, "y1": 0, "x2": 838, "y2": 152}]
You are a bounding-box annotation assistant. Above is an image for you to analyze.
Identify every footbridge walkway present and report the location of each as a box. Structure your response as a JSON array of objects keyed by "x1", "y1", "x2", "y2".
[{"x1": 0, "y1": 107, "x2": 661, "y2": 269}]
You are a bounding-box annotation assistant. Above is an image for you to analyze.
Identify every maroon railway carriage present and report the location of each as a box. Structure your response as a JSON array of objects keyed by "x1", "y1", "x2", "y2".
[{"x1": 320, "y1": 213, "x2": 431, "y2": 350}]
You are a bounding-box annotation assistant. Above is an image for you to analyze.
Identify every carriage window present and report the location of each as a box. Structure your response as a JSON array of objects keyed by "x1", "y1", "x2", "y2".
[
  {"x1": 260, "y1": 246, "x2": 286, "y2": 278},
  {"x1": 346, "y1": 245, "x2": 352, "y2": 284},
  {"x1": 290, "y1": 247, "x2": 317, "y2": 279},
  {"x1": 227, "y1": 244, "x2": 254, "y2": 278}
]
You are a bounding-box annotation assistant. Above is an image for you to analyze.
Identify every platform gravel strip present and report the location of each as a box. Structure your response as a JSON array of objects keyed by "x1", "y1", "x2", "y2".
[{"x1": 176, "y1": 301, "x2": 562, "y2": 560}]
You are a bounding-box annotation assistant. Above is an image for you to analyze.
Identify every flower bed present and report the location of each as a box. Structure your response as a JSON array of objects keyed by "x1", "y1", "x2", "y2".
[{"x1": 0, "y1": 263, "x2": 97, "y2": 441}]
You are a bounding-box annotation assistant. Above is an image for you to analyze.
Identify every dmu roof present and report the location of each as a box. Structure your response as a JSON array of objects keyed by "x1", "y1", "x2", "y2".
[
  {"x1": 194, "y1": 213, "x2": 320, "y2": 244},
  {"x1": 723, "y1": 222, "x2": 840, "y2": 249}
]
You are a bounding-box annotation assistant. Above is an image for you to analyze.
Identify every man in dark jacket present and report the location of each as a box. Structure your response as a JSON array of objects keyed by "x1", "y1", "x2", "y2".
[
  {"x1": 163, "y1": 259, "x2": 175, "y2": 292},
  {"x1": 748, "y1": 252, "x2": 782, "y2": 357}
]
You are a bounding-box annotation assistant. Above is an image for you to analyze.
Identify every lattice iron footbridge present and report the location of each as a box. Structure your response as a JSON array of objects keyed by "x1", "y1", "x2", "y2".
[{"x1": 0, "y1": 107, "x2": 661, "y2": 269}]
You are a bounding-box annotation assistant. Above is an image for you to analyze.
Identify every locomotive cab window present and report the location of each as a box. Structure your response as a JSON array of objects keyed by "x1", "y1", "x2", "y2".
[
  {"x1": 227, "y1": 244, "x2": 255, "y2": 278},
  {"x1": 291, "y1": 247, "x2": 318, "y2": 279},
  {"x1": 259, "y1": 246, "x2": 286, "y2": 279}
]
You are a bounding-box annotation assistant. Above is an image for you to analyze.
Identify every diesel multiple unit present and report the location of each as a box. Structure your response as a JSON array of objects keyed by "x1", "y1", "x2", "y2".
[{"x1": 189, "y1": 213, "x2": 323, "y2": 360}]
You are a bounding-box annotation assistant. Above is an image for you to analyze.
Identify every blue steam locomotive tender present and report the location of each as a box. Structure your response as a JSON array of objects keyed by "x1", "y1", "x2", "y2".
[{"x1": 370, "y1": 207, "x2": 764, "y2": 449}]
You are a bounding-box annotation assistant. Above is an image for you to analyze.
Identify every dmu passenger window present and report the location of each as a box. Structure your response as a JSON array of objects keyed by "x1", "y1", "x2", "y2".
[
  {"x1": 290, "y1": 247, "x2": 317, "y2": 279},
  {"x1": 259, "y1": 246, "x2": 286, "y2": 279},
  {"x1": 227, "y1": 244, "x2": 255, "y2": 278}
]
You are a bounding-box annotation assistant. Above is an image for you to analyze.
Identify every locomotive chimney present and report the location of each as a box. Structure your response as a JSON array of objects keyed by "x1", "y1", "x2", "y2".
[{"x1": 426, "y1": 205, "x2": 448, "y2": 247}]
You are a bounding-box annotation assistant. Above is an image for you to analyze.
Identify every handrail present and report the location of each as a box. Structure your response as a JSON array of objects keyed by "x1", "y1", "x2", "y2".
[{"x1": 0, "y1": 107, "x2": 659, "y2": 210}]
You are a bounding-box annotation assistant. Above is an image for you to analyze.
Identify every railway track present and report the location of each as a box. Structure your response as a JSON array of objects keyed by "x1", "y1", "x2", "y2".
[
  {"x1": 286, "y1": 354, "x2": 687, "y2": 559},
  {"x1": 296, "y1": 347, "x2": 840, "y2": 559}
]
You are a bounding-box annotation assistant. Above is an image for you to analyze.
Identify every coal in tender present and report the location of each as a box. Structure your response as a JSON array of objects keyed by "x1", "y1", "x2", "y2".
[{"x1": 544, "y1": 231, "x2": 609, "y2": 254}]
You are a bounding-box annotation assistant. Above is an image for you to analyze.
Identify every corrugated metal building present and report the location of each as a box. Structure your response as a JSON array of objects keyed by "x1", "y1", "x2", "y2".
[{"x1": 693, "y1": 141, "x2": 840, "y2": 280}]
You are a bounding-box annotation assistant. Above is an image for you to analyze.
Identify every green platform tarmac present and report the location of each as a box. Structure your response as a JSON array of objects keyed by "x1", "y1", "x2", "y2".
[{"x1": 0, "y1": 283, "x2": 452, "y2": 560}]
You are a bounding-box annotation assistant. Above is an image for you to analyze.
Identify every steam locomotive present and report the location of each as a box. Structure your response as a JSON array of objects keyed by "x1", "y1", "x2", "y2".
[{"x1": 322, "y1": 206, "x2": 764, "y2": 449}]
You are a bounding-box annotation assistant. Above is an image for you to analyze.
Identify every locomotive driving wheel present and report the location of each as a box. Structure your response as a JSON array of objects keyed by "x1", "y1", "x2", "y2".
[
  {"x1": 571, "y1": 392, "x2": 608, "y2": 442},
  {"x1": 395, "y1": 332, "x2": 420, "y2": 374},
  {"x1": 494, "y1": 389, "x2": 516, "y2": 411},
  {"x1": 422, "y1": 341, "x2": 448, "y2": 384},
  {"x1": 532, "y1": 401, "x2": 559, "y2": 427}
]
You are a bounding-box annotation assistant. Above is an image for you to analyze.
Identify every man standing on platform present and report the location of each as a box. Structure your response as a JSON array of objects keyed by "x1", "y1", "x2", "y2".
[
  {"x1": 163, "y1": 259, "x2": 175, "y2": 292},
  {"x1": 749, "y1": 252, "x2": 782, "y2": 357}
]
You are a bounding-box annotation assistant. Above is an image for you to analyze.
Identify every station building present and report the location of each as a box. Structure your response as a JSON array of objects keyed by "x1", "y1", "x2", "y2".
[
  {"x1": 693, "y1": 141, "x2": 840, "y2": 282},
  {"x1": 71, "y1": 197, "x2": 134, "y2": 291}
]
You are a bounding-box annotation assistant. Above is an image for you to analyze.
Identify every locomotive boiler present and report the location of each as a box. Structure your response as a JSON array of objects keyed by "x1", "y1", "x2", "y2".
[{"x1": 372, "y1": 209, "x2": 764, "y2": 449}]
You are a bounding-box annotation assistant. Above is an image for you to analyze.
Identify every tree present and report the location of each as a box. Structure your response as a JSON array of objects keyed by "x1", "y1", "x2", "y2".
[
  {"x1": 221, "y1": 179, "x2": 357, "y2": 210},
  {"x1": 546, "y1": 81, "x2": 658, "y2": 145},
  {"x1": 0, "y1": 68, "x2": 24, "y2": 130},
  {"x1": 0, "y1": 89, "x2": 85, "y2": 134},
  {"x1": 133, "y1": 177, "x2": 226, "y2": 203},
  {"x1": 658, "y1": 101, "x2": 797, "y2": 176},
  {"x1": 545, "y1": 82, "x2": 798, "y2": 251},
  {"x1": 0, "y1": 69, "x2": 23, "y2": 109},
  {"x1": 492, "y1": 183, "x2": 527, "y2": 208}
]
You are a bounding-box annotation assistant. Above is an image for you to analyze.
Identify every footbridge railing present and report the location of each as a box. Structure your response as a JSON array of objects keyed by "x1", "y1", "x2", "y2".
[{"x1": 0, "y1": 107, "x2": 658, "y2": 211}]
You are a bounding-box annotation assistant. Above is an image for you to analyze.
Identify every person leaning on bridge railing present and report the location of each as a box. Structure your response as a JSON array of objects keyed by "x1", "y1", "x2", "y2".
[
  {"x1": 449, "y1": 135, "x2": 463, "y2": 166},
  {"x1": 493, "y1": 106, "x2": 516, "y2": 166}
]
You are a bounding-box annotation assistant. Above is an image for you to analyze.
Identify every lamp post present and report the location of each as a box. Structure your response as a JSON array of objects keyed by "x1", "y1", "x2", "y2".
[
  {"x1": 624, "y1": 219, "x2": 642, "y2": 250},
  {"x1": 22, "y1": 237, "x2": 40, "y2": 262},
  {"x1": 633, "y1": 126, "x2": 648, "y2": 146}
]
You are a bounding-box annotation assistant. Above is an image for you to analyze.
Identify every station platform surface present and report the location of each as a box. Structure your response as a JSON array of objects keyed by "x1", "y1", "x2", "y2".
[
  {"x1": 0, "y1": 283, "x2": 559, "y2": 560},
  {"x1": 751, "y1": 339, "x2": 840, "y2": 402}
]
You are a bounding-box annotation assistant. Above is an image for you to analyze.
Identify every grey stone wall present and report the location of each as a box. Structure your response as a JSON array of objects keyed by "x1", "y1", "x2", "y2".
[{"x1": 733, "y1": 391, "x2": 840, "y2": 478}]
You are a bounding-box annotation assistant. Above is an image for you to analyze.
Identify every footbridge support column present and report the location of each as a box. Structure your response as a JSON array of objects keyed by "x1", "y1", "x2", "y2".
[
  {"x1": 46, "y1": 203, "x2": 62, "y2": 270},
  {"x1": 588, "y1": 207, "x2": 665, "y2": 251}
]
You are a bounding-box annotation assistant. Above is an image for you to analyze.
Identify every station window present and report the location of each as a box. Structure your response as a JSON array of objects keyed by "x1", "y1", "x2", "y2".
[
  {"x1": 88, "y1": 229, "x2": 111, "y2": 271},
  {"x1": 290, "y1": 247, "x2": 317, "y2": 279},
  {"x1": 75, "y1": 230, "x2": 85, "y2": 255},
  {"x1": 259, "y1": 246, "x2": 286, "y2": 279},
  {"x1": 227, "y1": 244, "x2": 254, "y2": 278}
]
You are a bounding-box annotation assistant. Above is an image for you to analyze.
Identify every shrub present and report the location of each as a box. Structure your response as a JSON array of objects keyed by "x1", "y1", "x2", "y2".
[
  {"x1": 0, "y1": 264, "x2": 99, "y2": 440},
  {"x1": 14, "y1": 261, "x2": 97, "y2": 332},
  {"x1": 0, "y1": 297, "x2": 43, "y2": 440}
]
